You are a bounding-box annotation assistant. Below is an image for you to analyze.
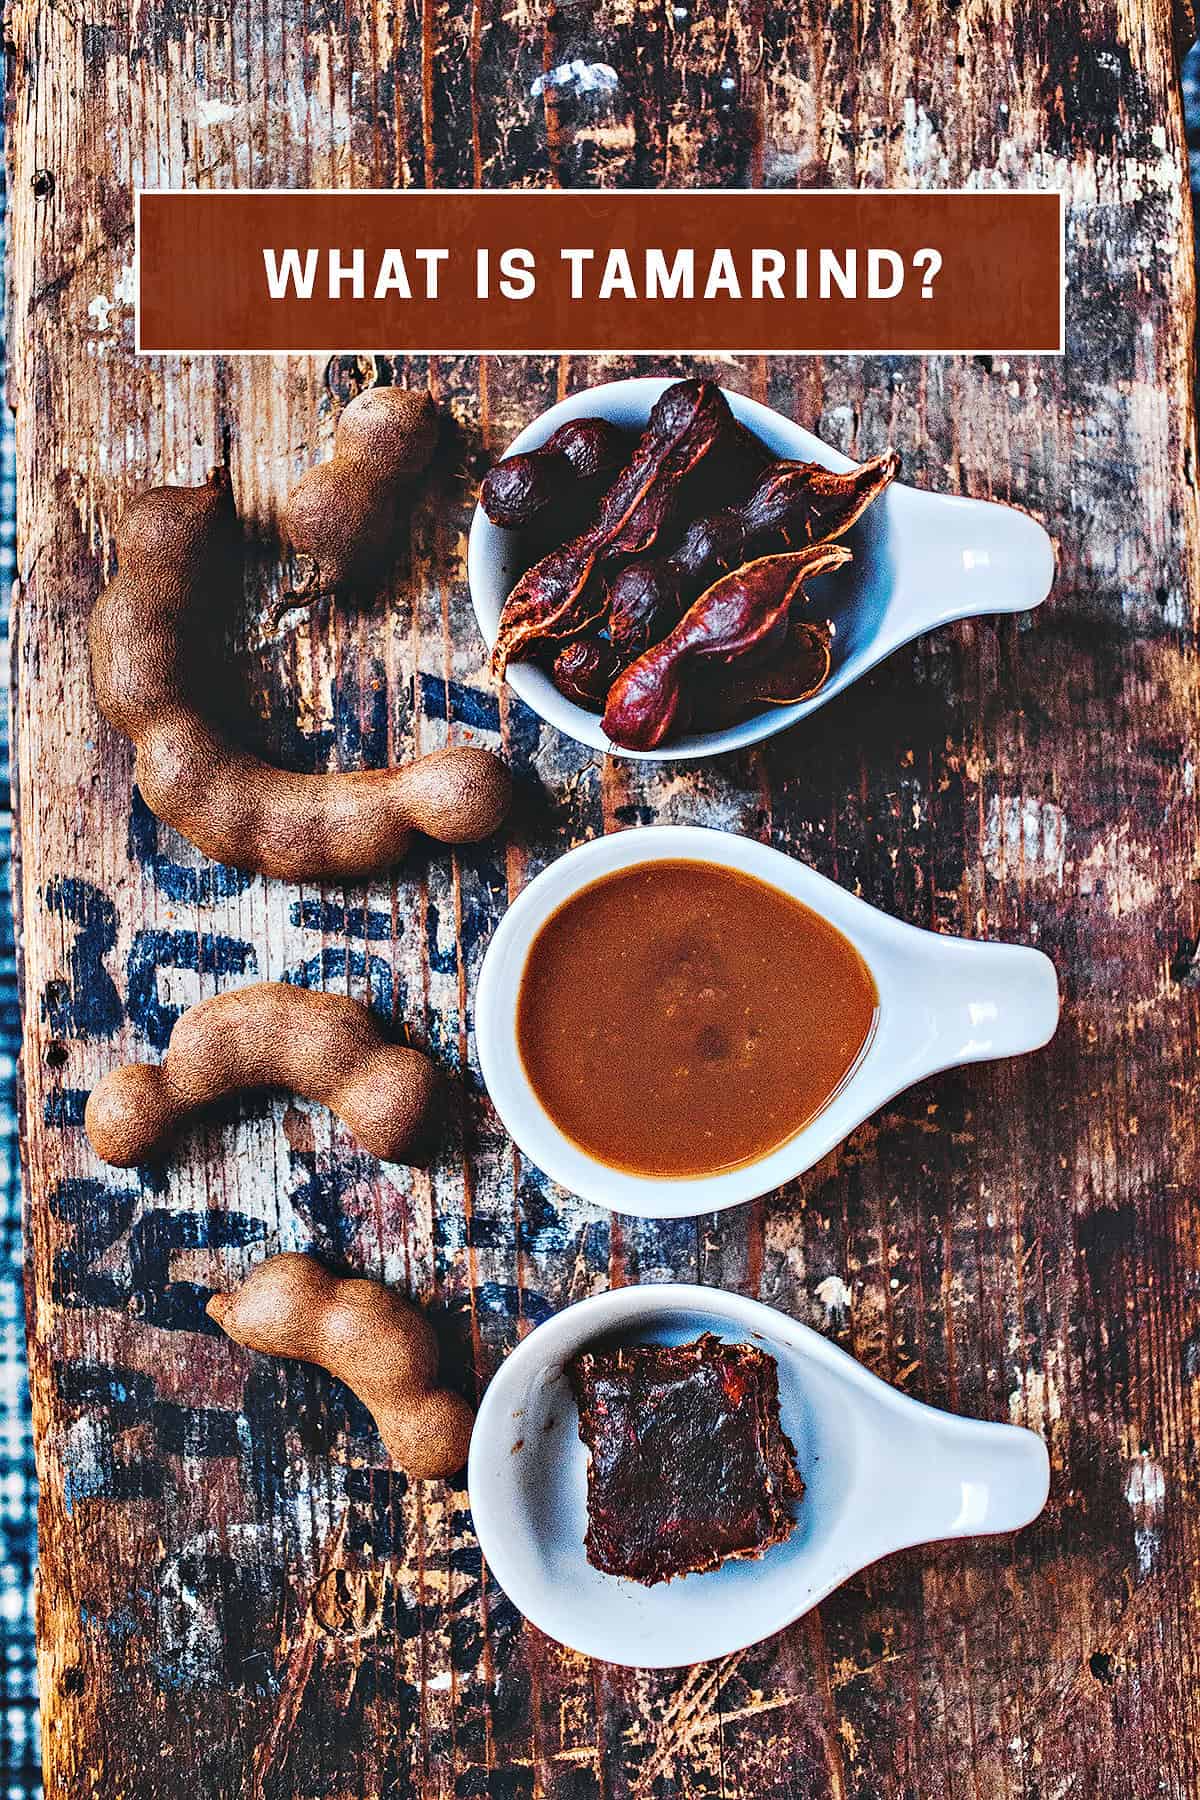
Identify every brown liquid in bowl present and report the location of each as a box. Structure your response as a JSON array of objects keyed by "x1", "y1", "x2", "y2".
[{"x1": 516, "y1": 859, "x2": 879, "y2": 1178}]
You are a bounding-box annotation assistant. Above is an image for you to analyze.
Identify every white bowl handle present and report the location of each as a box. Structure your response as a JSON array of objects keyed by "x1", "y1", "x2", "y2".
[
  {"x1": 904, "y1": 1414, "x2": 1050, "y2": 1543},
  {"x1": 905, "y1": 936, "x2": 1060, "y2": 1070},
  {"x1": 859, "y1": 1409, "x2": 1050, "y2": 1560},
  {"x1": 871, "y1": 492, "x2": 1057, "y2": 661}
]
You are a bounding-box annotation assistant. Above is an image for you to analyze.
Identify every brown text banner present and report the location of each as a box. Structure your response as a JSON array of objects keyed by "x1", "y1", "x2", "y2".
[{"x1": 137, "y1": 190, "x2": 1063, "y2": 355}]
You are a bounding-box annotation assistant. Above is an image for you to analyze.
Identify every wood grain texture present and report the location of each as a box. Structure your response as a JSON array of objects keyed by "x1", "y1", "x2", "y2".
[{"x1": 7, "y1": 2, "x2": 1200, "y2": 1795}]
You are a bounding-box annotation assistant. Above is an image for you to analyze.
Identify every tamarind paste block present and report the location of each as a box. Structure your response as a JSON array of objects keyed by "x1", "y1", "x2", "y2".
[{"x1": 567, "y1": 1333, "x2": 803, "y2": 1584}]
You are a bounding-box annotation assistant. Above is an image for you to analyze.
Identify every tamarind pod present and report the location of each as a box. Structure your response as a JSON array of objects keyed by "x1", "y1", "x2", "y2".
[
  {"x1": 479, "y1": 417, "x2": 630, "y2": 531},
  {"x1": 602, "y1": 542, "x2": 851, "y2": 752},
  {"x1": 607, "y1": 449, "x2": 899, "y2": 658},
  {"x1": 333, "y1": 385, "x2": 440, "y2": 480},
  {"x1": 85, "y1": 983, "x2": 439, "y2": 1167},
  {"x1": 741, "y1": 448, "x2": 900, "y2": 543},
  {"x1": 282, "y1": 387, "x2": 440, "y2": 596},
  {"x1": 88, "y1": 470, "x2": 511, "y2": 880},
  {"x1": 207, "y1": 1253, "x2": 474, "y2": 1480},
  {"x1": 490, "y1": 379, "x2": 734, "y2": 676}
]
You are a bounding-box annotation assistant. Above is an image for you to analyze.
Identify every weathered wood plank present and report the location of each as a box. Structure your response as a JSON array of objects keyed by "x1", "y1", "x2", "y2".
[{"x1": 7, "y1": 1, "x2": 1200, "y2": 1795}]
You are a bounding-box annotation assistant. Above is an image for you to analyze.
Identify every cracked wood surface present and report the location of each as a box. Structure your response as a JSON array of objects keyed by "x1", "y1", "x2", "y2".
[{"x1": 7, "y1": 2, "x2": 1200, "y2": 1796}]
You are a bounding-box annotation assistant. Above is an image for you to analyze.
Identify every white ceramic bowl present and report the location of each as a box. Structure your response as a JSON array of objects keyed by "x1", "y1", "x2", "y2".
[
  {"x1": 468, "y1": 1283, "x2": 1050, "y2": 1667},
  {"x1": 475, "y1": 825, "x2": 1059, "y2": 1219},
  {"x1": 467, "y1": 377, "x2": 1056, "y2": 761}
]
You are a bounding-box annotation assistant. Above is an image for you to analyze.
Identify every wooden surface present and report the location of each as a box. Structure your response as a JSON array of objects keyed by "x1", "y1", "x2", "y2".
[{"x1": 8, "y1": 3, "x2": 1200, "y2": 1796}]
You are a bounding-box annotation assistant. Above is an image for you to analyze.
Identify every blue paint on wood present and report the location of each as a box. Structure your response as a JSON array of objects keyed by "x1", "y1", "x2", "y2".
[
  {"x1": 125, "y1": 930, "x2": 257, "y2": 1049},
  {"x1": 283, "y1": 948, "x2": 396, "y2": 1017},
  {"x1": 127, "y1": 789, "x2": 254, "y2": 901},
  {"x1": 42, "y1": 1090, "x2": 88, "y2": 1127},
  {"x1": 416, "y1": 671, "x2": 502, "y2": 735},
  {"x1": 40, "y1": 879, "x2": 123, "y2": 1041},
  {"x1": 289, "y1": 898, "x2": 395, "y2": 940}
]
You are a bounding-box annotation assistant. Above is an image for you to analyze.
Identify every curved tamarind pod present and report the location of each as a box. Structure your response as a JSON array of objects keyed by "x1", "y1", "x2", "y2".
[
  {"x1": 207, "y1": 1253, "x2": 474, "y2": 1479},
  {"x1": 602, "y1": 543, "x2": 851, "y2": 751},
  {"x1": 87, "y1": 469, "x2": 512, "y2": 880},
  {"x1": 85, "y1": 983, "x2": 439, "y2": 1167},
  {"x1": 491, "y1": 379, "x2": 733, "y2": 676}
]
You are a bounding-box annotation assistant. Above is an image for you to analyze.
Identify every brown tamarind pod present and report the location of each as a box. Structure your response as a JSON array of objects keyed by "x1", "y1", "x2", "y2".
[
  {"x1": 607, "y1": 449, "x2": 899, "y2": 657},
  {"x1": 480, "y1": 417, "x2": 631, "y2": 531},
  {"x1": 602, "y1": 543, "x2": 851, "y2": 752},
  {"x1": 207, "y1": 1253, "x2": 474, "y2": 1480},
  {"x1": 282, "y1": 386, "x2": 440, "y2": 596},
  {"x1": 88, "y1": 468, "x2": 511, "y2": 881},
  {"x1": 85, "y1": 982, "x2": 440, "y2": 1167},
  {"x1": 491, "y1": 380, "x2": 737, "y2": 676}
]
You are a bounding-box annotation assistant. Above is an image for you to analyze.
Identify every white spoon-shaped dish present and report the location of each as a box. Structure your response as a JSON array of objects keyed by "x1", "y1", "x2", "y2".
[
  {"x1": 475, "y1": 825, "x2": 1059, "y2": 1219},
  {"x1": 468, "y1": 1283, "x2": 1050, "y2": 1668},
  {"x1": 467, "y1": 376, "x2": 1055, "y2": 761}
]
